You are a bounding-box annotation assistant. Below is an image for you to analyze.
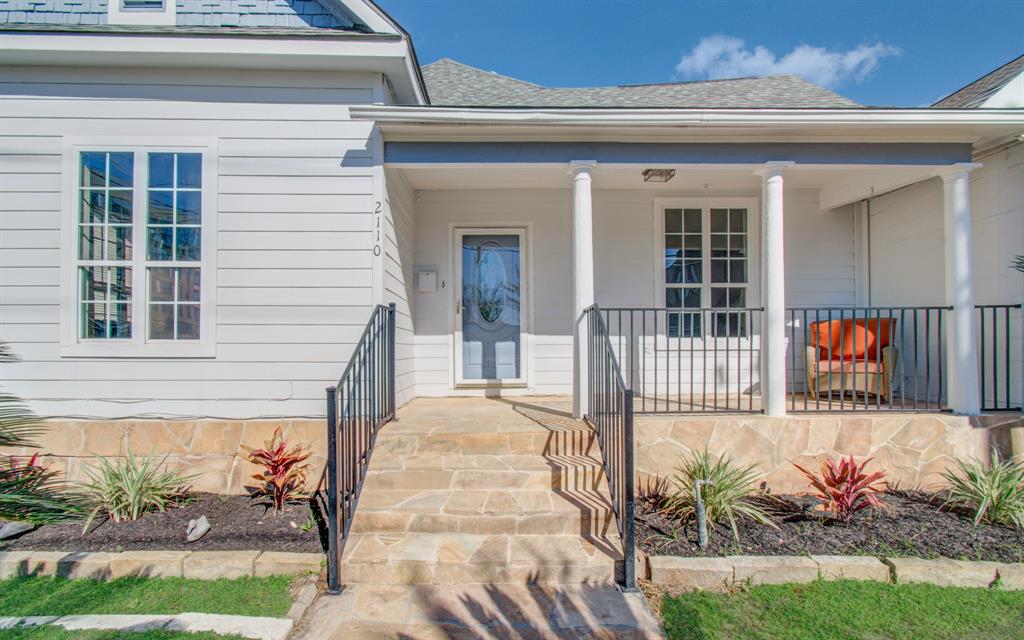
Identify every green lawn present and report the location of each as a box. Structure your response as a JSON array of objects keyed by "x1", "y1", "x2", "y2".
[
  {"x1": 661, "y1": 580, "x2": 1024, "y2": 640},
  {"x1": 0, "y1": 630, "x2": 247, "y2": 640},
  {"x1": 0, "y1": 575, "x2": 293, "y2": 618}
]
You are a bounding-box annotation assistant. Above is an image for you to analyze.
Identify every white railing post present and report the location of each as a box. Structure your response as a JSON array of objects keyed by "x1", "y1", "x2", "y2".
[
  {"x1": 940, "y1": 163, "x2": 982, "y2": 415},
  {"x1": 756, "y1": 162, "x2": 794, "y2": 417},
  {"x1": 571, "y1": 160, "x2": 597, "y2": 418}
]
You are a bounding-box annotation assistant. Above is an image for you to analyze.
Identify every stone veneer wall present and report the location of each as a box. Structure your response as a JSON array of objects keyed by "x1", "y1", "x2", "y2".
[
  {"x1": 635, "y1": 413, "x2": 1024, "y2": 494},
  {"x1": 0, "y1": 419, "x2": 325, "y2": 495}
]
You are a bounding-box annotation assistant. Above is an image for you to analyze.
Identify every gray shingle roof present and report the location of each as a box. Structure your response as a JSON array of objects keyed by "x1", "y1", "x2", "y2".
[
  {"x1": 0, "y1": 0, "x2": 368, "y2": 30},
  {"x1": 422, "y1": 58, "x2": 860, "y2": 108},
  {"x1": 933, "y1": 55, "x2": 1024, "y2": 108}
]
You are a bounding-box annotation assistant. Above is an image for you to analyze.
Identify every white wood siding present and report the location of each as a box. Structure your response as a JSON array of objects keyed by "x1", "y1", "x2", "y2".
[{"x1": 0, "y1": 67, "x2": 382, "y2": 418}]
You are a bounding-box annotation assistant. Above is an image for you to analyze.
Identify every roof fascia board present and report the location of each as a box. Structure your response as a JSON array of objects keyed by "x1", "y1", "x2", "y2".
[
  {"x1": 340, "y1": 0, "x2": 401, "y2": 34},
  {"x1": 342, "y1": 0, "x2": 428, "y2": 104},
  {"x1": 351, "y1": 105, "x2": 1024, "y2": 125}
]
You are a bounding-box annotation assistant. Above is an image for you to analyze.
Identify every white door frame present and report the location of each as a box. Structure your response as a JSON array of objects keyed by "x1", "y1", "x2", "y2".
[{"x1": 452, "y1": 226, "x2": 530, "y2": 388}]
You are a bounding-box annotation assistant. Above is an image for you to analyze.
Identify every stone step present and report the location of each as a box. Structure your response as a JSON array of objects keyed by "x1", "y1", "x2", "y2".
[
  {"x1": 373, "y1": 431, "x2": 600, "y2": 458},
  {"x1": 340, "y1": 533, "x2": 620, "y2": 585},
  {"x1": 352, "y1": 489, "x2": 615, "y2": 536},
  {"x1": 361, "y1": 466, "x2": 608, "y2": 493}
]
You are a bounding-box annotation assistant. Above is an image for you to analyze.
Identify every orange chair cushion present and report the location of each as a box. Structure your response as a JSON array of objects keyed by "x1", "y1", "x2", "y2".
[{"x1": 809, "y1": 318, "x2": 895, "y2": 362}]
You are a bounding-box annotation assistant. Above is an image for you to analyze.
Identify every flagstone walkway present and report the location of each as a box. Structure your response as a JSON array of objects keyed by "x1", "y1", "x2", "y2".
[{"x1": 295, "y1": 396, "x2": 663, "y2": 639}]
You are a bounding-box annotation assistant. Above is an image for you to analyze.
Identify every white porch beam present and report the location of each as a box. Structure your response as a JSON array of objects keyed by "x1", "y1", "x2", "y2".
[
  {"x1": 571, "y1": 160, "x2": 597, "y2": 419},
  {"x1": 940, "y1": 163, "x2": 983, "y2": 415},
  {"x1": 756, "y1": 162, "x2": 794, "y2": 416},
  {"x1": 817, "y1": 167, "x2": 936, "y2": 211}
]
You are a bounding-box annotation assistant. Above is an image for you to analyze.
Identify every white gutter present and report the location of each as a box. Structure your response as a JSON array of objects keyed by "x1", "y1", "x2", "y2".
[{"x1": 350, "y1": 105, "x2": 1024, "y2": 126}]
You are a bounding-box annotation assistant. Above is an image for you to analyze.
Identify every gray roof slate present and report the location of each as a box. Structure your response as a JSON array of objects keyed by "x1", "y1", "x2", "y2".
[
  {"x1": 933, "y1": 55, "x2": 1024, "y2": 108},
  {"x1": 0, "y1": 0, "x2": 368, "y2": 30},
  {"x1": 422, "y1": 58, "x2": 861, "y2": 108}
]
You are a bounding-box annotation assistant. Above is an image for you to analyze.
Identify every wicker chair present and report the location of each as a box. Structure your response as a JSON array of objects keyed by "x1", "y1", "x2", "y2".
[{"x1": 805, "y1": 318, "x2": 898, "y2": 402}]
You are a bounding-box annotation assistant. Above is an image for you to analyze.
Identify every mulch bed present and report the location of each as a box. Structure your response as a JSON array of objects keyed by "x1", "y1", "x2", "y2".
[
  {"x1": 1, "y1": 494, "x2": 325, "y2": 553},
  {"x1": 637, "y1": 491, "x2": 1024, "y2": 563}
]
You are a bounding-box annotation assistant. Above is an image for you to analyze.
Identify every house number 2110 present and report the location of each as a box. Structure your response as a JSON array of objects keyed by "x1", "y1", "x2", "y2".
[{"x1": 373, "y1": 201, "x2": 382, "y2": 256}]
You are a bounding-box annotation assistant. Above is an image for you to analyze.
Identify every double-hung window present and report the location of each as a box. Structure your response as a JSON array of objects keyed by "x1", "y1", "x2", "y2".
[
  {"x1": 63, "y1": 143, "x2": 215, "y2": 357},
  {"x1": 662, "y1": 202, "x2": 756, "y2": 339}
]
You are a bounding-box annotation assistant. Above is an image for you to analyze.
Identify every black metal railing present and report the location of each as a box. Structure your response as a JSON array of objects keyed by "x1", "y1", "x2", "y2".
[
  {"x1": 325, "y1": 303, "x2": 396, "y2": 594},
  {"x1": 583, "y1": 305, "x2": 636, "y2": 590},
  {"x1": 787, "y1": 306, "x2": 948, "y2": 412},
  {"x1": 599, "y1": 307, "x2": 763, "y2": 413},
  {"x1": 977, "y1": 304, "x2": 1022, "y2": 411}
]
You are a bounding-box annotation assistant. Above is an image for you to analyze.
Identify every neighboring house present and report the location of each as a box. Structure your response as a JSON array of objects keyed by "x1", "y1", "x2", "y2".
[{"x1": 0, "y1": 4, "x2": 1022, "y2": 496}]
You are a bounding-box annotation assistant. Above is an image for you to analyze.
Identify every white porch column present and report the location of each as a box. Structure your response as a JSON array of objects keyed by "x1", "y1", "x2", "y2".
[
  {"x1": 571, "y1": 161, "x2": 596, "y2": 418},
  {"x1": 940, "y1": 163, "x2": 982, "y2": 415},
  {"x1": 756, "y1": 162, "x2": 794, "y2": 416}
]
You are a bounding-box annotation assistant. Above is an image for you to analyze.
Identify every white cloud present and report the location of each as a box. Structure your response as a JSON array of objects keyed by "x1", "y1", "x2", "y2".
[{"x1": 675, "y1": 34, "x2": 900, "y2": 87}]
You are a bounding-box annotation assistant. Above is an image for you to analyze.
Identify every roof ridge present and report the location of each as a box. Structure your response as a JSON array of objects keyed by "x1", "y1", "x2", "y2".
[
  {"x1": 616, "y1": 74, "x2": 802, "y2": 88},
  {"x1": 425, "y1": 58, "x2": 543, "y2": 88}
]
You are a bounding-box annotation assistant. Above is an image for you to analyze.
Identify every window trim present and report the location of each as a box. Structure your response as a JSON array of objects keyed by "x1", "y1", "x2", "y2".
[
  {"x1": 653, "y1": 197, "x2": 761, "y2": 345},
  {"x1": 60, "y1": 137, "x2": 218, "y2": 358}
]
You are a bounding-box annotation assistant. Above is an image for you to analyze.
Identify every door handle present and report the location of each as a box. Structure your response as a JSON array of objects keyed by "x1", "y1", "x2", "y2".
[{"x1": 456, "y1": 298, "x2": 462, "y2": 315}]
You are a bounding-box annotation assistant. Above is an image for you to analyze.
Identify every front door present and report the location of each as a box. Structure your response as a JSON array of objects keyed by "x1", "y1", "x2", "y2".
[{"x1": 455, "y1": 229, "x2": 526, "y2": 385}]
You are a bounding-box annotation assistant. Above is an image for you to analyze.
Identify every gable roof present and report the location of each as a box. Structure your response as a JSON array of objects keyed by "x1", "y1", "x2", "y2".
[
  {"x1": 0, "y1": 0, "x2": 371, "y2": 32},
  {"x1": 421, "y1": 58, "x2": 860, "y2": 108},
  {"x1": 933, "y1": 55, "x2": 1024, "y2": 108}
]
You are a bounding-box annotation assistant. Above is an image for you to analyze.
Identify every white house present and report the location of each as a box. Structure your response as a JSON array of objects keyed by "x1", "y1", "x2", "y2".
[{"x1": 1, "y1": 2, "x2": 1022, "y2": 497}]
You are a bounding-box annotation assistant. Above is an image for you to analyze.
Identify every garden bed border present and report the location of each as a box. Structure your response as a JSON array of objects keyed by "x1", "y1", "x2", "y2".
[
  {"x1": 645, "y1": 554, "x2": 1024, "y2": 591},
  {"x1": 0, "y1": 549, "x2": 323, "y2": 581}
]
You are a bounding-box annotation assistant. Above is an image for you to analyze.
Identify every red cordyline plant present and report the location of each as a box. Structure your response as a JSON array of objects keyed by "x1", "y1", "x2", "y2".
[
  {"x1": 245, "y1": 427, "x2": 310, "y2": 511},
  {"x1": 792, "y1": 455, "x2": 888, "y2": 523}
]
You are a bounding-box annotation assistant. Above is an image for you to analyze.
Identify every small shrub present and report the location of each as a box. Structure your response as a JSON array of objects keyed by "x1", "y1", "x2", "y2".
[
  {"x1": 1, "y1": 342, "x2": 84, "y2": 524},
  {"x1": 245, "y1": 427, "x2": 310, "y2": 511},
  {"x1": 80, "y1": 451, "x2": 193, "y2": 529},
  {"x1": 664, "y1": 450, "x2": 776, "y2": 542},
  {"x1": 941, "y1": 453, "x2": 1024, "y2": 528},
  {"x1": 793, "y1": 455, "x2": 887, "y2": 523}
]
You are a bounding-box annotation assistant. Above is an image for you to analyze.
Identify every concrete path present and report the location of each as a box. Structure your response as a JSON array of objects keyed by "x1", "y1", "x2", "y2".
[
  {"x1": 293, "y1": 583, "x2": 663, "y2": 639},
  {"x1": 0, "y1": 613, "x2": 293, "y2": 639}
]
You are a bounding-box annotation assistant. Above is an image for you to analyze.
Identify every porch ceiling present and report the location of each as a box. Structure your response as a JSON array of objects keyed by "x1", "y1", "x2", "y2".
[{"x1": 393, "y1": 163, "x2": 941, "y2": 210}]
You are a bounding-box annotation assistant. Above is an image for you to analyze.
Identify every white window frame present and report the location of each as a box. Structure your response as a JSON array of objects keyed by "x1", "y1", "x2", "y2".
[
  {"x1": 653, "y1": 197, "x2": 761, "y2": 346},
  {"x1": 59, "y1": 137, "x2": 218, "y2": 358},
  {"x1": 108, "y1": 0, "x2": 176, "y2": 26}
]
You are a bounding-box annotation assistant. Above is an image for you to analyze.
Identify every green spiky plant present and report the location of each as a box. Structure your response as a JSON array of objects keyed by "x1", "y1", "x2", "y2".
[
  {"x1": 0, "y1": 343, "x2": 84, "y2": 524},
  {"x1": 1013, "y1": 255, "x2": 1024, "y2": 273},
  {"x1": 941, "y1": 453, "x2": 1024, "y2": 528},
  {"x1": 79, "y1": 451, "x2": 195, "y2": 531},
  {"x1": 664, "y1": 450, "x2": 777, "y2": 542}
]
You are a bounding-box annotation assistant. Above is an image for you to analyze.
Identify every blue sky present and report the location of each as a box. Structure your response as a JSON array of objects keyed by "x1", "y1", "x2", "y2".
[{"x1": 378, "y1": 0, "x2": 1024, "y2": 106}]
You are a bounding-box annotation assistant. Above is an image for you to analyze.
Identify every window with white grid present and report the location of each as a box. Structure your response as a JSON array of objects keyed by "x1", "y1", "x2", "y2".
[
  {"x1": 664, "y1": 206, "x2": 750, "y2": 338},
  {"x1": 70, "y1": 147, "x2": 211, "y2": 352}
]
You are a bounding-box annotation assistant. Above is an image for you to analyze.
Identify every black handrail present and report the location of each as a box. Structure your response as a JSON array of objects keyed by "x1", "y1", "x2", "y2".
[
  {"x1": 787, "y1": 306, "x2": 949, "y2": 413},
  {"x1": 977, "y1": 304, "x2": 1022, "y2": 412},
  {"x1": 583, "y1": 304, "x2": 636, "y2": 591},
  {"x1": 325, "y1": 303, "x2": 396, "y2": 594},
  {"x1": 599, "y1": 307, "x2": 763, "y2": 414}
]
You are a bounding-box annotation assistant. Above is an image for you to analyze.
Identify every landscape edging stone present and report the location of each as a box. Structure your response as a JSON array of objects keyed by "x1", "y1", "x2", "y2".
[
  {"x1": 0, "y1": 549, "x2": 322, "y2": 581},
  {"x1": 646, "y1": 554, "x2": 1024, "y2": 591}
]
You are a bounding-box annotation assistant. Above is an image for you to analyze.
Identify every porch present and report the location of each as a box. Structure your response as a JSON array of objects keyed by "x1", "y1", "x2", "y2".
[{"x1": 381, "y1": 156, "x2": 1022, "y2": 417}]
